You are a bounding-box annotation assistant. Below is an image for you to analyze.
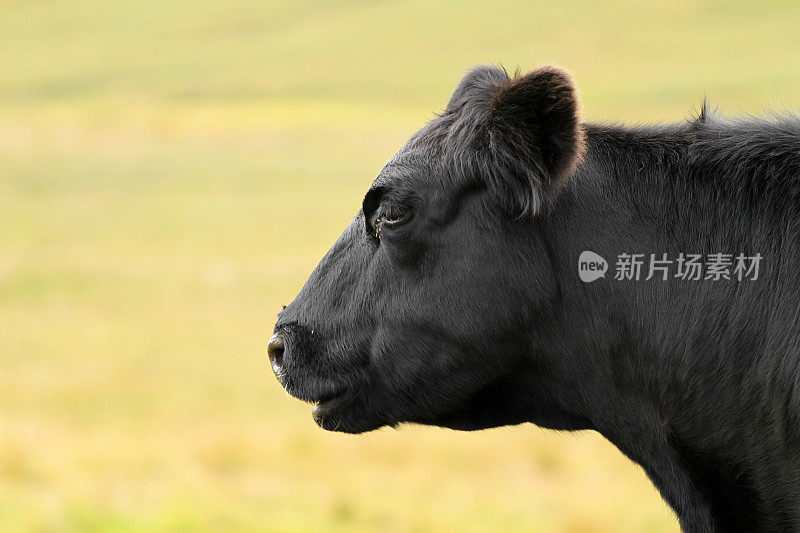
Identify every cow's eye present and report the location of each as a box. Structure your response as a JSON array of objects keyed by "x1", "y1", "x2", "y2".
[{"x1": 371, "y1": 202, "x2": 410, "y2": 238}]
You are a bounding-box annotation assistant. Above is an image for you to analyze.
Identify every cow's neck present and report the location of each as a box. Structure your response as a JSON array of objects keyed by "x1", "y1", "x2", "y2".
[{"x1": 536, "y1": 124, "x2": 796, "y2": 531}]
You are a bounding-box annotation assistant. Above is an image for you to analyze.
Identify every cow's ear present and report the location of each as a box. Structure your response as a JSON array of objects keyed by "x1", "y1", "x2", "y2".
[{"x1": 485, "y1": 65, "x2": 584, "y2": 215}]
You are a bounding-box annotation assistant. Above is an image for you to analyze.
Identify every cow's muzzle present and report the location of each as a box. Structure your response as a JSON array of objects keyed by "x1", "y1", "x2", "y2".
[{"x1": 267, "y1": 331, "x2": 285, "y2": 376}]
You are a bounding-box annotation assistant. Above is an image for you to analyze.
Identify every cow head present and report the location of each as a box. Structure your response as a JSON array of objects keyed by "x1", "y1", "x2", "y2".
[{"x1": 269, "y1": 65, "x2": 585, "y2": 433}]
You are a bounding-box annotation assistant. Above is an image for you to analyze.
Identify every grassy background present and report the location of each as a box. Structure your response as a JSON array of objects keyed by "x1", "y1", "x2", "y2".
[{"x1": 1, "y1": 1, "x2": 799, "y2": 531}]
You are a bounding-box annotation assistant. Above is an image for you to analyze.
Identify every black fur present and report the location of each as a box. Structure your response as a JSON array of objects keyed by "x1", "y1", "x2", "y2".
[
  {"x1": 414, "y1": 65, "x2": 583, "y2": 217},
  {"x1": 271, "y1": 65, "x2": 800, "y2": 532}
]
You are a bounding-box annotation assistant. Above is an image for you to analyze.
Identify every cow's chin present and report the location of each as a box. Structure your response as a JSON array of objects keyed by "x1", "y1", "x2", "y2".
[
  {"x1": 310, "y1": 391, "x2": 389, "y2": 434},
  {"x1": 279, "y1": 370, "x2": 386, "y2": 434}
]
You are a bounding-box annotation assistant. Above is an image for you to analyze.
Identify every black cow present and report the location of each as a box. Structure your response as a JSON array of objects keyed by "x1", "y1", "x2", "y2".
[{"x1": 268, "y1": 64, "x2": 800, "y2": 532}]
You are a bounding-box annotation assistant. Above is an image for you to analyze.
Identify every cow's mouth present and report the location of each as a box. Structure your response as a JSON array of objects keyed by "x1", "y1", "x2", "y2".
[
  {"x1": 267, "y1": 325, "x2": 379, "y2": 432},
  {"x1": 311, "y1": 390, "x2": 349, "y2": 430}
]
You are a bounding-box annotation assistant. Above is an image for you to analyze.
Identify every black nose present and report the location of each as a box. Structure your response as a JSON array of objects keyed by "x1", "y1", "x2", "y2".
[{"x1": 267, "y1": 332, "x2": 285, "y2": 375}]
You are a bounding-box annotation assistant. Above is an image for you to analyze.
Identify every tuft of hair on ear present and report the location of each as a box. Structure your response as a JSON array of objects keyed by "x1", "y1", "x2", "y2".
[
  {"x1": 483, "y1": 64, "x2": 584, "y2": 217},
  {"x1": 445, "y1": 64, "x2": 511, "y2": 115}
]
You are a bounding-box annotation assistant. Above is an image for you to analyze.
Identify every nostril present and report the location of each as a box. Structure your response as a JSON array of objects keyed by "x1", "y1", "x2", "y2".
[{"x1": 267, "y1": 332, "x2": 285, "y2": 375}]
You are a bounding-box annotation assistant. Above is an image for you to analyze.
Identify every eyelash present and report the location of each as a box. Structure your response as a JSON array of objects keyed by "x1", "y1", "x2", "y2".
[{"x1": 371, "y1": 202, "x2": 408, "y2": 238}]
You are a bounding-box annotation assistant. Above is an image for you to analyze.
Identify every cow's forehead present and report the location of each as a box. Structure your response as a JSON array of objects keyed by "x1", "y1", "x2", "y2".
[{"x1": 372, "y1": 150, "x2": 428, "y2": 190}]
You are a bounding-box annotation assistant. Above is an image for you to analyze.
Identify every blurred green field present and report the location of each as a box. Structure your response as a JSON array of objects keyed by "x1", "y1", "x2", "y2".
[{"x1": 1, "y1": 1, "x2": 799, "y2": 531}]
